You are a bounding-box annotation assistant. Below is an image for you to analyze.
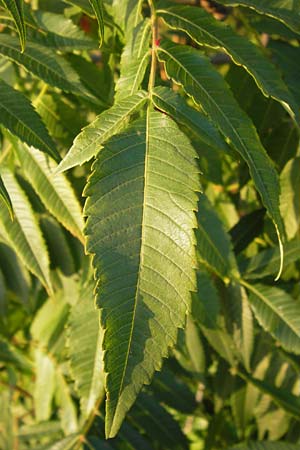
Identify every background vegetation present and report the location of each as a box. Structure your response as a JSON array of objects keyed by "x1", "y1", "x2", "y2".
[{"x1": 0, "y1": 0, "x2": 300, "y2": 449}]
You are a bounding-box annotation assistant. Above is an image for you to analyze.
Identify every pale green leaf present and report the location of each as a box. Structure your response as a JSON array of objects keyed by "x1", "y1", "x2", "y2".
[
  {"x1": 31, "y1": 296, "x2": 70, "y2": 351},
  {"x1": 68, "y1": 281, "x2": 104, "y2": 418},
  {"x1": 84, "y1": 111, "x2": 199, "y2": 437},
  {"x1": 15, "y1": 144, "x2": 84, "y2": 242},
  {"x1": 0, "y1": 35, "x2": 90, "y2": 97},
  {"x1": 243, "y1": 282, "x2": 300, "y2": 354},
  {"x1": 55, "y1": 372, "x2": 78, "y2": 435},
  {"x1": 0, "y1": 168, "x2": 52, "y2": 293},
  {"x1": 34, "y1": 348, "x2": 56, "y2": 422},
  {"x1": 158, "y1": 2, "x2": 299, "y2": 124},
  {"x1": 111, "y1": 0, "x2": 143, "y2": 37},
  {"x1": 0, "y1": 79, "x2": 59, "y2": 162},
  {"x1": 280, "y1": 157, "x2": 300, "y2": 240},
  {"x1": 0, "y1": 174, "x2": 13, "y2": 219},
  {"x1": 88, "y1": 0, "x2": 104, "y2": 46},
  {"x1": 57, "y1": 90, "x2": 148, "y2": 172},
  {"x1": 157, "y1": 41, "x2": 285, "y2": 275},
  {"x1": 152, "y1": 86, "x2": 228, "y2": 153},
  {"x1": 115, "y1": 19, "x2": 151, "y2": 102},
  {"x1": 196, "y1": 193, "x2": 239, "y2": 281},
  {"x1": 217, "y1": 0, "x2": 300, "y2": 33},
  {"x1": 1, "y1": 0, "x2": 26, "y2": 51},
  {"x1": 0, "y1": 391, "x2": 13, "y2": 450}
]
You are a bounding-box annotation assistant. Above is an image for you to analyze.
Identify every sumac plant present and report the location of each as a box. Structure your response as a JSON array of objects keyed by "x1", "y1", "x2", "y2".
[{"x1": 0, "y1": 0, "x2": 300, "y2": 448}]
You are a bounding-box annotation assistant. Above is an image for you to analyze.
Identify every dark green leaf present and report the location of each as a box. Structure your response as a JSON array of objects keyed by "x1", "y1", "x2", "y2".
[
  {"x1": 158, "y1": 1, "x2": 299, "y2": 124},
  {"x1": 1, "y1": 0, "x2": 26, "y2": 51},
  {"x1": 217, "y1": 0, "x2": 300, "y2": 33},
  {"x1": 0, "y1": 174, "x2": 13, "y2": 219},
  {"x1": 196, "y1": 193, "x2": 239, "y2": 281},
  {"x1": 0, "y1": 35, "x2": 91, "y2": 97},
  {"x1": 0, "y1": 79, "x2": 59, "y2": 162},
  {"x1": 158, "y1": 41, "x2": 285, "y2": 277}
]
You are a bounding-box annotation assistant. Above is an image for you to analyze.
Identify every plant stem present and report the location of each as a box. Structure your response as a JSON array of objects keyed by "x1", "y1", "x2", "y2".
[{"x1": 148, "y1": 0, "x2": 158, "y2": 94}]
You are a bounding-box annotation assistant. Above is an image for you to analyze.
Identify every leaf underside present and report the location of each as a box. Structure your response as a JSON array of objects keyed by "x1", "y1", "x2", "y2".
[{"x1": 84, "y1": 111, "x2": 199, "y2": 437}]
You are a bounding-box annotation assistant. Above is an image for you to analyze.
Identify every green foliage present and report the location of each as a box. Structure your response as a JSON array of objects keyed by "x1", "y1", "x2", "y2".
[{"x1": 0, "y1": 0, "x2": 300, "y2": 448}]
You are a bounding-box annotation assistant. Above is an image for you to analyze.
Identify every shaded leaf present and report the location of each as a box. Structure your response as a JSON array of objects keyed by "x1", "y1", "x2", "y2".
[
  {"x1": 0, "y1": 35, "x2": 91, "y2": 97},
  {"x1": 129, "y1": 392, "x2": 188, "y2": 450},
  {"x1": 280, "y1": 157, "x2": 300, "y2": 240},
  {"x1": 158, "y1": 41, "x2": 285, "y2": 275},
  {"x1": 217, "y1": 0, "x2": 300, "y2": 33},
  {"x1": 229, "y1": 441, "x2": 300, "y2": 450},
  {"x1": 0, "y1": 79, "x2": 59, "y2": 162},
  {"x1": 0, "y1": 338, "x2": 33, "y2": 372},
  {"x1": 230, "y1": 209, "x2": 265, "y2": 254},
  {"x1": 158, "y1": 1, "x2": 299, "y2": 124},
  {"x1": 1, "y1": 0, "x2": 26, "y2": 51},
  {"x1": 196, "y1": 193, "x2": 239, "y2": 281},
  {"x1": 193, "y1": 269, "x2": 241, "y2": 366},
  {"x1": 84, "y1": 111, "x2": 199, "y2": 437},
  {"x1": 40, "y1": 217, "x2": 76, "y2": 276},
  {"x1": 240, "y1": 239, "x2": 300, "y2": 280}
]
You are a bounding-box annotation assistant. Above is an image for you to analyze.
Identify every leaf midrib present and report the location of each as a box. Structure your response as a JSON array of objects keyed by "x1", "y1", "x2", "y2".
[{"x1": 115, "y1": 110, "x2": 150, "y2": 411}]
